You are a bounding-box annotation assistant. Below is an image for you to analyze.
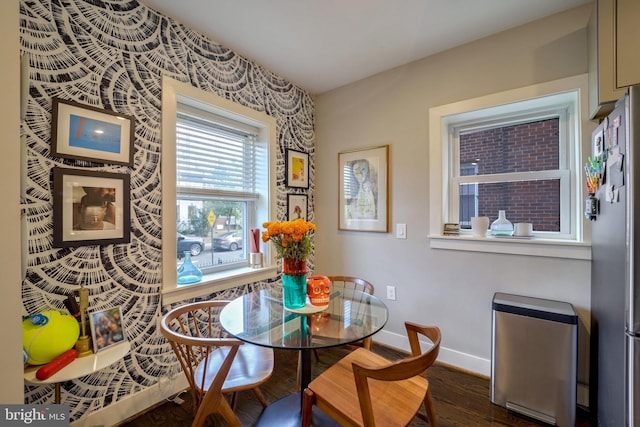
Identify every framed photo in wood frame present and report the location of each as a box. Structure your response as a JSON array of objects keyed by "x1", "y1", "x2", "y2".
[
  {"x1": 89, "y1": 306, "x2": 126, "y2": 353},
  {"x1": 52, "y1": 167, "x2": 130, "y2": 247},
  {"x1": 285, "y1": 149, "x2": 309, "y2": 188},
  {"x1": 287, "y1": 194, "x2": 308, "y2": 221},
  {"x1": 338, "y1": 145, "x2": 389, "y2": 232},
  {"x1": 51, "y1": 97, "x2": 135, "y2": 166}
]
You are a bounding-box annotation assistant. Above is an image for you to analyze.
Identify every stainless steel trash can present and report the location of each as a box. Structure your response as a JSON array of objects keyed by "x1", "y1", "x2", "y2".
[{"x1": 491, "y1": 292, "x2": 577, "y2": 427}]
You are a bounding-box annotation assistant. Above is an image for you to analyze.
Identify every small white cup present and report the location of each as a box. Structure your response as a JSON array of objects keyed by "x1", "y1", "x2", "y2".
[
  {"x1": 470, "y1": 216, "x2": 489, "y2": 237},
  {"x1": 514, "y1": 222, "x2": 533, "y2": 237},
  {"x1": 250, "y1": 252, "x2": 263, "y2": 268}
]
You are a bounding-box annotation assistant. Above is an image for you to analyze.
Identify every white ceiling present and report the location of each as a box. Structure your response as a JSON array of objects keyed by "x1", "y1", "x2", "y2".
[{"x1": 141, "y1": 0, "x2": 592, "y2": 95}]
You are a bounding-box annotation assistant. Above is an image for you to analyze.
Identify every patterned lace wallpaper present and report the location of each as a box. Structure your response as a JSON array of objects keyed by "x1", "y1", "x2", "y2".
[{"x1": 20, "y1": 0, "x2": 314, "y2": 419}]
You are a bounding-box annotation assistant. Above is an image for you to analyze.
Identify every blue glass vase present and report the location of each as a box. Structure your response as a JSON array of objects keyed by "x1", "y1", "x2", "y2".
[{"x1": 177, "y1": 251, "x2": 202, "y2": 285}]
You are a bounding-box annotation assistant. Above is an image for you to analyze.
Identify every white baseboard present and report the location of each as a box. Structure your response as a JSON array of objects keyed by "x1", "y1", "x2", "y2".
[
  {"x1": 373, "y1": 329, "x2": 589, "y2": 408},
  {"x1": 373, "y1": 329, "x2": 491, "y2": 375},
  {"x1": 70, "y1": 375, "x2": 187, "y2": 427}
]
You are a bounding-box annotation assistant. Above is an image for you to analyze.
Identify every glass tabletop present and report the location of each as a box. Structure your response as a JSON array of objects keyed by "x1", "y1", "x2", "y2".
[{"x1": 219, "y1": 287, "x2": 388, "y2": 350}]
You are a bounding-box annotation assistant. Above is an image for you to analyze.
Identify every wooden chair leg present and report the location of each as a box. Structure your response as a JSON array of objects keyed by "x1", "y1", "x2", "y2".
[
  {"x1": 215, "y1": 396, "x2": 243, "y2": 427},
  {"x1": 424, "y1": 387, "x2": 437, "y2": 426},
  {"x1": 252, "y1": 386, "x2": 268, "y2": 408},
  {"x1": 229, "y1": 391, "x2": 238, "y2": 409},
  {"x1": 362, "y1": 337, "x2": 372, "y2": 350},
  {"x1": 301, "y1": 388, "x2": 315, "y2": 427}
]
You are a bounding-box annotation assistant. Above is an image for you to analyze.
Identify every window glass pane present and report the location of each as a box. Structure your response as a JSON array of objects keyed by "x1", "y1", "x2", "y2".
[
  {"x1": 176, "y1": 197, "x2": 248, "y2": 272},
  {"x1": 459, "y1": 179, "x2": 560, "y2": 232},
  {"x1": 459, "y1": 118, "x2": 559, "y2": 174}
]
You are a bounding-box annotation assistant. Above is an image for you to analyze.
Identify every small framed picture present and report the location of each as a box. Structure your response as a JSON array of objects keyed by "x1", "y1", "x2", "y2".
[
  {"x1": 287, "y1": 194, "x2": 308, "y2": 221},
  {"x1": 51, "y1": 97, "x2": 135, "y2": 166},
  {"x1": 286, "y1": 149, "x2": 309, "y2": 188},
  {"x1": 89, "y1": 306, "x2": 126, "y2": 353},
  {"x1": 52, "y1": 167, "x2": 131, "y2": 247},
  {"x1": 339, "y1": 145, "x2": 389, "y2": 232}
]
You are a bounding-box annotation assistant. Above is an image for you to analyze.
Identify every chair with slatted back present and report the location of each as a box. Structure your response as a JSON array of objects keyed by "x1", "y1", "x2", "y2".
[
  {"x1": 296, "y1": 275, "x2": 376, "y2": 390},
  {"x1": 301, "y1": 322, "x2": 441, "y2": 427},
  {"x1": 326, "y1": 276, "x2": 375, "y2": 350},
  {"x1": 160, "y1": 300, "x2": 274, "y2": 427}
]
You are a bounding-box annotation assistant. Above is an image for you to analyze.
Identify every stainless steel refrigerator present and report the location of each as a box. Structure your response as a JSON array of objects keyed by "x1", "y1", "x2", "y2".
[{"x1": 591, "y1": 85, "x2": 640, "y2": 426}]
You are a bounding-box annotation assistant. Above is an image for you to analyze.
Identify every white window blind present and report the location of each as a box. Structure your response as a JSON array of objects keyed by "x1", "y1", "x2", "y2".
[{"x1": 176, "y1": 108, "x2": 259, "y2": 199}]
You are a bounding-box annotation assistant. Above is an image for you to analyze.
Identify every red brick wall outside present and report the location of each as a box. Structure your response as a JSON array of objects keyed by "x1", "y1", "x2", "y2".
[{"x1": 459, "y1": 118, "x2": 560, "y2": 232}]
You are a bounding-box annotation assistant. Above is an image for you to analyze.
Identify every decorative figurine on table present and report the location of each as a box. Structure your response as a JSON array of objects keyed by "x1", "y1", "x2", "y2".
[{"x1": 74, "y1": 284, "x2": 93, "y2": 357}]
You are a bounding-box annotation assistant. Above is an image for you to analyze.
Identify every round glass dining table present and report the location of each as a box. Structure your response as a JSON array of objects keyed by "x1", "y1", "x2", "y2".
[{"x1": 219, "y1": 286, "x2": 388, "y2": 426}]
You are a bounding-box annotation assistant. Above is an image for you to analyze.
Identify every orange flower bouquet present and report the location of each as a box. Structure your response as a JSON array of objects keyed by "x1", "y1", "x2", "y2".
[
  {"x1": 263, "y1": 219, "x2": 316, "y2": 309},
  {"x1": 262, "y1": 219, "x2": 316, "y2": 261}
]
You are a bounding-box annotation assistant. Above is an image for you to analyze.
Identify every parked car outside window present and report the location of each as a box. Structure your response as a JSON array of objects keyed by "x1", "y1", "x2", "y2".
[
  {"x1": 213, "y1": 231, "x2": 243, "y2": 251},
  {"x1": 177, "y1": 233, "x2": 204, "y2": 258}
]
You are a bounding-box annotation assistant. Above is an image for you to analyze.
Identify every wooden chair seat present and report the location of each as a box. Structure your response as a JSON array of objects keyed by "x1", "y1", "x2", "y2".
[
  {"x1": 302, "y1": 322, "x2": 441, "y2": 427},
  {"x1": 194, "y1": 343, "x2": 273, "y2": 396}
]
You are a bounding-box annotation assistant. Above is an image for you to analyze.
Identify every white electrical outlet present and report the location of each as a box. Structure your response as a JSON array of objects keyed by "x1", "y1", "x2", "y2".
[{"x1": 386, "y1": 285, "x2": 396, "y2": 301}]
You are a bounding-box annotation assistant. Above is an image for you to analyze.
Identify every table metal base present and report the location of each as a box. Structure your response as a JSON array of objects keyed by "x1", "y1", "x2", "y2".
[{"x1": 254, "y1": 393, "x2": 339, "y2": 427}]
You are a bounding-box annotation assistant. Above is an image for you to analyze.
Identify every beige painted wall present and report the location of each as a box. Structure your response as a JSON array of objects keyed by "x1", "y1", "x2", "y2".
[
  {"x1": 0, "y1": 0, "x2": 27, "y2": 404},
  {"x1": 314, "y1": 3, "x2": 594, "y2": 397}
]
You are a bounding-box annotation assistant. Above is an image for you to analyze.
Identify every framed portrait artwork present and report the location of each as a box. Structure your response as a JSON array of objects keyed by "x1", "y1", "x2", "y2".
[
  {"x1": 51, "y1": 97, "x2": 135, "y2": 166},
  {"x1": 287, "y1": 194, "x2": 308, "y2": 221},
  {"x1": 52, "y1": 167, "x2": 131, "y2": 247},
  {"x1": 338, "y1": 145, "x2": 389, "y2": 232},
  {"x1": 89, "y1": 306, "x2": 126, "y2": 353},
  {"x1": 286, "y1": 149, "x2": 309, "y2": 188}
]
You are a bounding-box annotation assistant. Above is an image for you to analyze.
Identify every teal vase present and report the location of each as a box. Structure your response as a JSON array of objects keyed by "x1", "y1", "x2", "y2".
[
  {"x1": 177, "y1": 252, "x2": 202, "y2": 284},
  {"x1": 282, "y1": 258, "x2": 307, "y2": 309},
  {"x1": 282, "y1": 273, "x2": 307, "y2": 309}
]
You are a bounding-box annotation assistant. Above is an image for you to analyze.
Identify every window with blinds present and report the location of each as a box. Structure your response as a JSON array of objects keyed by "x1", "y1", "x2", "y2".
[
  {"x1": 175, "y1": 105, "x2": 260, "y2": 273},
  {"x1": 176, "y1": 110, "x2": 258, "y2": 197}
]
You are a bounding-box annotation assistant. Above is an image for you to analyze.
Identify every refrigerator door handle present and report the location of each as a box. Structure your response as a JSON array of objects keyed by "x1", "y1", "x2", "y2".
[{"x1": 627, "y1": 334, "x2": 640, "y2": 426}]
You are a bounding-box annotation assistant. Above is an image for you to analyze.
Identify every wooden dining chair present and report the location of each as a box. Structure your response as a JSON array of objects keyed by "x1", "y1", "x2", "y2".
[
  {"x1": 326, "y1": 276, "x2": 375, "y2": 350},
  {"x1": 301, "y1": 322, "x2": 441, "y2": 427},
  {"x1": 296, "y1": 276, "x2": 375, "y2": 390},
  {"x1": 160, "y1": 300, "x2": 274, "y2": 427}
]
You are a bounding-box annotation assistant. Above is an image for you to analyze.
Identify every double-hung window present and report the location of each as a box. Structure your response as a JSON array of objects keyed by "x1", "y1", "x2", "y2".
[
  {"x1": 452, "y1": 112, "x2": 570, "y2": 238},
  {"x1": 429, "y1": 75, "x2": 592, "y2": 260},
  {"x1": 162, "y1": 77, "x2": 277, "y2": 302}
]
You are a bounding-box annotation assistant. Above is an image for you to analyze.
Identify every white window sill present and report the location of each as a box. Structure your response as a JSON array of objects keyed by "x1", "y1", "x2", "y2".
[
  {"x1": 428, "y1": 235, "x2": 591, "y2": 260},
  {"x1": 161, "y1": 265, "x2": 278, "y2": 305}
]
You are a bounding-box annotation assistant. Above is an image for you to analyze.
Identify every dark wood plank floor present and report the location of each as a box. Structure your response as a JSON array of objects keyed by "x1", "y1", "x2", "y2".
[{"x1": 119, "y1": 344, "x2": 593, "y2": 427}]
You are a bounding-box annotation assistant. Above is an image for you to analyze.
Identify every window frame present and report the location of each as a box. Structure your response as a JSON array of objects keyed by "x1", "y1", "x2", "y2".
[
  {"x1": 428, "y1": 74, "x2": 592, "y2": 260},
  {"x1": 161, "y1": 77, "x2": 277, "y2": 304}
]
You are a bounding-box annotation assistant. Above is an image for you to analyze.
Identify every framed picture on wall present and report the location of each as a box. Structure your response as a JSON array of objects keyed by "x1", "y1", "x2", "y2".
[
  {"x1": 89, "y1": 306, "x2": 126, "y2": 353},
  {"x1": 52, "y1": 167, "x2": 131, "y2": 247},
  {"x1": 338, "y1": 145, "x2": 389, "y2": 232},
  {"x1": 287, "y1": 194, "x2": 308, "y2": 221},
  {"x1": 285, "y1": 149, "x2": 309, "y2": 188},
  {"x1": 51, "y1": 97, "x2": 135, "y2": 166}
]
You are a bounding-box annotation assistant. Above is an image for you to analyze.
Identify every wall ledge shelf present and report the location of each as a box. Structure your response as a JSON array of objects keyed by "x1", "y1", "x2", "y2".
[{"x1": 428, "y1": 235, "x2": 591, "y2": 260}]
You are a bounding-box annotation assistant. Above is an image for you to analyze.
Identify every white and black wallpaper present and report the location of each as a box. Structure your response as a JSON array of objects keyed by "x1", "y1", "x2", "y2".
[{"x1": 20, "y1": 0, "x2": 314, "y2": 420}]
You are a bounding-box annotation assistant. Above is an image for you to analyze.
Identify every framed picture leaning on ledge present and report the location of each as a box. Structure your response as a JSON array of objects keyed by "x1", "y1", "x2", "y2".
[{"x1": 90, "y1": 306, "x2": 126, "y2": 353}]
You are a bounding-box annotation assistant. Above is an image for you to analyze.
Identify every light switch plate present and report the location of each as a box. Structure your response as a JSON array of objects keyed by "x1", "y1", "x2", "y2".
[{"x1": 396, "y1": 223, "x2": 407, "y2": 239}]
